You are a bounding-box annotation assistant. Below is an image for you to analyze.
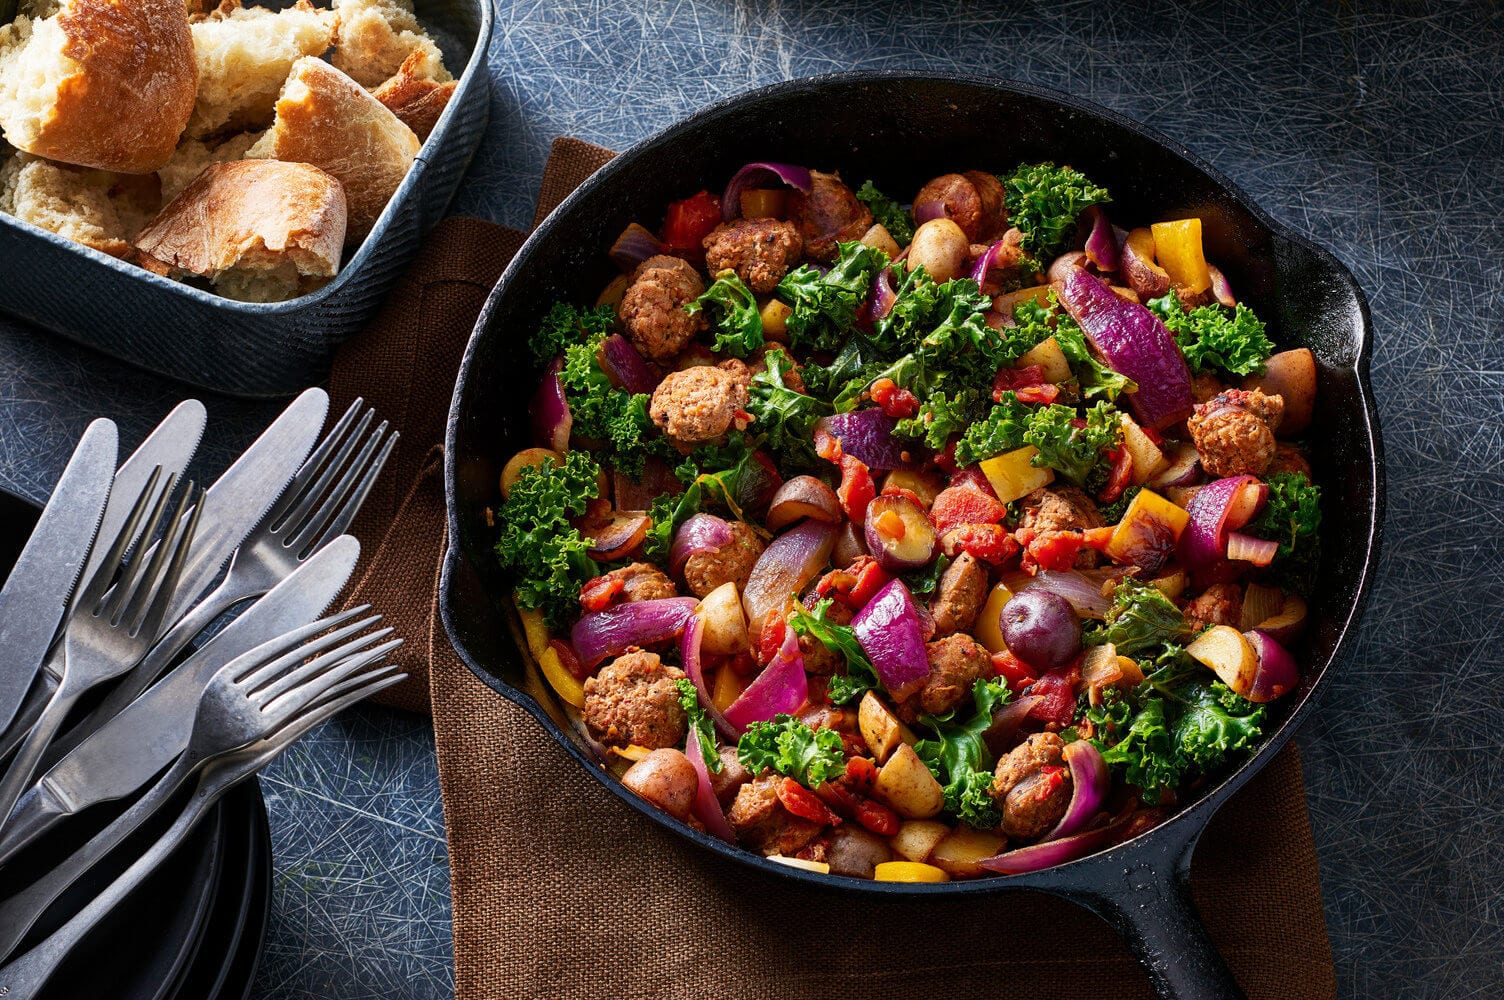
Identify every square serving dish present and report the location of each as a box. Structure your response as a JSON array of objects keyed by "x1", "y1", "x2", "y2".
[{"x1": 0, "y1": 0, "x2": 492, "y2": 398}]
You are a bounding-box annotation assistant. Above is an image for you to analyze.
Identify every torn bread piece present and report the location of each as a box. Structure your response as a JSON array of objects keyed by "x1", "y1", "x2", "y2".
[
  {"x1": 186, "y1": 0, "x2": 337, "y2": 139},
  {"x1": 371, "y1": 49, "x2": 456, "y2": 140},
  {"x1": 156, "y1": 131, "x2": 259, "y2": 203},
  {"x1": 135, "y1": 158, "x2": 347, "y2": 302},
  {"x1": 247, "y1": 56, "x2": 418, "y2": 242},
  {"x1": 0, "y1": 0, "x2": 197, "y2": 173},
  {"x1": 0, "y1": 152, "x2": 161, "y2": 257},
  {"x1": 330, "y1": 0, "x2": 450, "y2": 87}
]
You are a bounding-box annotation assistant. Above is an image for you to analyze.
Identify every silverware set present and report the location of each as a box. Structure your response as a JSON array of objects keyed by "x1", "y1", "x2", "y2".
[{"x1": 0, "y1": 388, "x2": 400, "y2": 999}]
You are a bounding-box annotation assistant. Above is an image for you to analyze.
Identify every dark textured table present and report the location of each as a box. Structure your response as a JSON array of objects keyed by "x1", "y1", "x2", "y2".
[{"x1": 0, "y1": 2, "x2": 1499, "y2": 996}]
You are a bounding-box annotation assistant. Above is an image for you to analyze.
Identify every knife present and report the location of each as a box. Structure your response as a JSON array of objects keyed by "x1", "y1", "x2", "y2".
[
  {"x1": 0, "y1": 534, "x2": 360, "y2": 864},
  {"x1": 0, "y1": 419, "x2": 117, "y2": 735},
  {"x1": 0, "y1": 389, "x2": 325, "y2": 761}
]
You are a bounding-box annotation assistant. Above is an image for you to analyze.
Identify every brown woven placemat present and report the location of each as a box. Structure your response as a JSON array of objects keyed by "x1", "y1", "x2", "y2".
[{"x1": 332, "y1": 137, "x2": 1337, "y2": 999}]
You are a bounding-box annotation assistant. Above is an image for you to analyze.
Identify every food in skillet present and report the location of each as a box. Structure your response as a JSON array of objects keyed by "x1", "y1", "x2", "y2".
[{"x1": 494, "y1": 161, "x2": 1321, "y2": 881}]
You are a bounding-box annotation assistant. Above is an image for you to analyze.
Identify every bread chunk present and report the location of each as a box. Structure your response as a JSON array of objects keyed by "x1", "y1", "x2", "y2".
[
  {"x1": 186, "y1": 0, "x2": 337, "y2": 139},
  {"x1": 156, "y1": 131, "x2": 259, "y2": 203},
  {"x1": 0, "y1": 152, "x2": 160, "y2": 257},
  {"x1": 247, "y1": 56, "x2": 418, "y2": 242},
  {"x1": 0, "y1": 0, "x2": 197, "y2": 173},
  {"x1": 371, "y1": 49, "x2": 455, "y2": 140},
  {"x1": 135, "y1": 159, "x2": 347, "y2": 302},
  {"x1": 330, "y1": 0, "x2": 450, "y2": 87}
]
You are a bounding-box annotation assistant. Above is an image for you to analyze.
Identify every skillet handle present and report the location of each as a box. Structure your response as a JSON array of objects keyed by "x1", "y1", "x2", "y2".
[{"x1": 1062, "y1": 827, "x2": 1246, "y2": 1000}]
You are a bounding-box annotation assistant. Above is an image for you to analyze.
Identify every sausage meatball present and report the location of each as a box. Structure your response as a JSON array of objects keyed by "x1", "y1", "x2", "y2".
[
  {"x1": 968, "y1": 227, "x2": 1027, "y2": 290},
  {"x1": 581, "y1": 650, "x2": 687, "y2": 749},
  {"x1": 1268, "y1": 442, "x2": 1312, "y2": 478},
  {"x1": 896, "y1": 633, "x2": 991, "y2": 722},
  {"x1": 621, "y1": 748, "x2": 697, "y2": 820},
  {"x1": 930, "y1": 552, "x2": 989, "y2": 637},
  {"x1": 1187, "y1": 388, "x2": 1285, "y2": 477},
  {"x1": 787, "y1": 170, "x2": 872, "y2": 262},
  {"x1": 991, "y1": 732, "x2": 1073, "y2": 840},
  {"x1": 727, "y1": 774, "x2": 826, "y2": 855},
  {"x1": 682, "y1": 521, "x2": 765, "y2": 598},
  {"x1": 649, "y1": 365, "x2": 749, "y2": 452},
  {"x1": 913, "y1": 171, "x2": 1008, "y2": 243},
  {"x1": 708, "y1": 745, "x2": 752, "y2": 806},
  {"x1": 1184, "y1": 582, "x2": 1244, "y2": 631},
  {"x1": 602, "y1": 562, "x2": 677, "y2": 602},
  {"x1": 618, "y1": 254, "x2": 707, "y2": 362},
  {"x1": 702, "y1": 217, "x2": 803, "y2": 292},
  {"x1": 798, "y1": 598, "x2": 854, "y2": 675}
]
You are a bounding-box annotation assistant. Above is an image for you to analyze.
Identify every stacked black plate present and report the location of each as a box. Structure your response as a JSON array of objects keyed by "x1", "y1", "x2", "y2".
[{"x1": 0, "y1": 488, "x2": 270, "y2": 999}]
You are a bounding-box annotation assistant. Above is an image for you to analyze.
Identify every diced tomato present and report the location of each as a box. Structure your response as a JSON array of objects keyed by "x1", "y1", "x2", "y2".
[
  {"x1": 578, "y1": 574, "x2": 623, "y2": 612},
  {"x1": 1098, "y1": 446, "x2": 1134, "y2": 503},
  {"x1": 835, "y1": 456, "x2": 876, "y2": 523},
  {"x1": 947, "y1": 464, "x2": 998, "y2": 498},
  {"x1": 933, "y1": 439, "x2": 959, "y2": 474},
  {"x1": 1082, "y1": 525, "x2": 1117, "y2": 550},
  {"x1": 758, "y1": 615, "x2": 787, "y2": 666},
  {"x1": 1016, "y1": 383, "x2": 1060, "y2": 405},
  {"x1": 931, "y1": 485, "x2": 1007, "y2": 535},
  {"x1": 870, "y1": 378, "x2": 920, "y2": 419},
  {"x1": 1023, "y1": 530, "x2": 1087, "y2": 573},
  {"x1": 815, "y1": 428, "x2": 841, "y2": 463},
  {"x1": 993, "y1": 365, "x2": 1059, "y2": 405},
  {"x1": 1026, "y1": 662, "x2": 1082, "y2": 728},
  {"x1": 1141, "y1": 425, "x2": 1165, "y2": 447},
  {"x1": 777, "y1": 777, "x2": 842, "y2": 826},
  {"x1": 814, "y1": 557, "x2": 890, "y2": 612},
  {"x1": 990, "y1": 650, "x2": 1038, "y2": 693},
  {"x1": 549, "y1": 639, "x2": 589, "y2": 681},
  {"x1": 940, "y1": 523, "x2": 1020, "y2": 565},
  {"x1": 1035, "y1": 765, "x2": 1067, "y2": 801},
  {"x1": 660, "y1": 190, "x2": 721, "y2": 252},
  {"x1": 844, "y1": 756, "x2": 879, "y2": 791},
  {"x1": 854, "y1": 798, "x2": 900, "y2": 837},
  {"x1": 879, "y1": 484, "x2": 923, "y2": 507}
]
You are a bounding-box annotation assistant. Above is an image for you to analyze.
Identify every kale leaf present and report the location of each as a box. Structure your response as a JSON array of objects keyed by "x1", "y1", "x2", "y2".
[
  {"x1": 1246, "y1": 471, "x2": 1322, "y2": 592},
  {"x1": 953, "y1": 392, "x2": 1030, "y2": 467},
  {"x1": 676, "y1": 678, "x2": 723, "y2": 774},
  {"x1": 855, "y1": 180, "x2": 915, "y2": 245},
  {"x1": 1148, "y1": 296, "x2": 1274, "y2": 377},
  {"x1": 689, "y1": 269, "x2": 764, "y2": 358},
  {"x1": 530, "y1": 302, "x2": 615, "y2": 368},
  {"x1": 914, "y1": 678, "x2": 1011, "y2": 829},
  {"x1": 746, "y1": 348, "x2": 830, "y2": 472},
  {"x1": 737, "y1": 714, "x2": 848, "y2": 788},
  {"x1": 1011, "y1": 295, "x2": 1134, "y2": 403},
  {"x1": 1171, "y1": 681, "x2": 1266, "y2": 771},
  {"x1": 493, "y1": 451, "x2": 602, "y2": 628},
  {"x1": 999, "y1": 162, "x2": 1111, "y2": 259},
  {"x1": 894, "y1": 385, "x2": 985, "y2": 450},
  {"x1": 777, "y1": 241, "x2": 889, "y2": 353},
  {"x1": 641, "y1": 439, "x2": 757, "y2": 563},
  {"x1": 1023, "y1": 400, "x2": 1122, "y2": 490},
  {"x1": 787, "y1": 599, "x2": 880, "y2": 706},
  {"x1": 1085, "y1": 577, "x2": 1195, "y2": 659}
]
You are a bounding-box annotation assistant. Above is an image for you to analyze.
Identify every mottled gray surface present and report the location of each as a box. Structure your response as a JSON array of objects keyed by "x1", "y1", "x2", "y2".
[{"x1": 0, "y1": 0, "x2": 1499, "y2": 996}]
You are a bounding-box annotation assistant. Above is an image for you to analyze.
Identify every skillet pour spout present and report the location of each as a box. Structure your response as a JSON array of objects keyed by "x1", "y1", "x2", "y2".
[{"x1": 441, "y1": 73, "x2": 1383, "y2": 999}]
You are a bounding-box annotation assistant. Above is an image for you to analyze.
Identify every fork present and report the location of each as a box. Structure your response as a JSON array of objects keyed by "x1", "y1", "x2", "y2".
[
  {"x1": 0, "y1": 662, "x2": 405, "y2": 998},
  {"x1": 0, "y1": 470, "x2": 200, "y2": 831},
  {"x1": 45, "y1": 399, "x2": 396, "y2": 764},
  {"x1": 0, "y1": 607, "x2": 398, "y2": 960}
]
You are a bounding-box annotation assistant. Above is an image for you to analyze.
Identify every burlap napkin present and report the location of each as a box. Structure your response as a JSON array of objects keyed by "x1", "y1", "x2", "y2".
[{"x1": 333, "y1": 138, "x2": 1337, "y2": 999}]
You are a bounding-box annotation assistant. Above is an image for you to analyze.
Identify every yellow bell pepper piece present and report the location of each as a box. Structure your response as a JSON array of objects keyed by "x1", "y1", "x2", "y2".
[
  {"x1": 979, "y1": 446, "x2": 1055, "y2": 504},
  {"x1": 516, "y1": 604, "x2": 551, "y2": 660},
  {"x1": 974, "y1": 582, "x2": 1016, "y2": 654},
  {"x1": 874, "y1": 861, "x2": 950, "y2": 883},
  {"x1": 1150, "y1": 219, "x2": 1211, "y2": 294},
  {"x1": 610, "y1": 744, "x2": 653, "y2": 762},
  {"x1": 537, "y1": 644, "x2": 585, "y2": 708},
  {"x1": 1104, "y1": 489, "x2": 1191, "y2": 565},
  {"x1": 1015, "y1": 336, "x2": 1072, "y2": 384},
  {"x1": 712, "y1": 666, "x2": 746, "y2": 714},
  {"x1": 768, "y1": 855, "x2": 831, "y2": 874}
]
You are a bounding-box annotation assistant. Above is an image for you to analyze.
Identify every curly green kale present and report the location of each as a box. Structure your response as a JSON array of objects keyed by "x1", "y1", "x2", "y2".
[
  {"x1": 855, "y1": 180, "x2": 915, "y2": 245},
  {"x1": 777, "y1": 241, "x2": 889, "y2": 353},
  {"x1": 676, "y1": 679, "x2": 723, "y2": 774},
  {"x1": 1026, "y1": 400, "x2": 1123, "y2": 490},
  {"x1": 689, "y1": 270, "x2": 764, "y2": 358},
  {"x1": 914, "y1": 678, "x2": 1012, "y2": 829},
  {"x1": 1171, "y1": 681, "x2": 1266, "y2": 771},
  {"x1": 1089, "y1": 692, "x2": 1181, "y2": 799},
  {"x1": 558, "y1": 340, "x2": 657, "y2": 478},
  {"x1": 529, "y1": 302, "x2": 616, "y2": 368},
  {"x1": 1246, "y1": 471, "x2": 1322, "y2": 592},
  {"x1": 1148, "y1": 296, "x2": 1273, "y2": 377},
  {"x1": 641, "y1": 440, "x2": 757, "y2": 563},
  {"x1": 746, "y1": 348, "x2": 830, "y2": 472},
  {"x1": 787, "y1": 599, "x2": 879, "y2": 706},
  {"x1": 953, "y1": 392, "x2": 1030, "y2": 466},
  {"x1": 494, "y1": 451, "x2": 601, "y2": 628},
  {"x1": 999, "y1": 162, "x2": 1111, "y2": 259},
  {"x1": 900, "y1": 553, "x2": 951, "y2": 599},
  {"x1": 894, "y1": 385, "x2": 986, "y2": 450},
  {"x1": 737, "y1": 714, "x2": 847, "y2": 788},
  {"x1": 1085, "y1": 577, "x2": 1195, "y2": 659}
]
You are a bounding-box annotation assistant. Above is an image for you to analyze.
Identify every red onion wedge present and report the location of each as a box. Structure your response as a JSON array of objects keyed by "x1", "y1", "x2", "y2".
[
  {"x1": 669, "y1": 513, "x2": 734, "y2": 577},
  {"x1": 723, "y1": 627, "x2": 809, "y2": 732},
  {"x1": 721, "y1": 163, "x2": 813, "y2": 222},
  {"x1": 681, "y1": 613, "x2": 737, "y2": 741},
  {"x1": 814, "y1": 410, "x2": 916, "y2": 471},
  {"x1": 982, "y1": 695, "x2": 1044, "y2": 756},
  {"x1": 1226, "y1": 531, "x2": 1278, "y2": 567},
  {"x1": 1207, "y1": 264, "x2": 1237, "y2": 307},
  {"x1": 970, "y1": 239, "x2": 1020, "y2": 286},
  {"x1": 1022, "y1": 570, "x2": 1114, "y2": 620},
  {"x1": 600, "y1": 334, "x2": 660, "y2": 394},
  {"x1": 609, "y1": 223, "x2": 663, "y2": 271},
  {"x1": 1243, "y1": 629, "x2": 1299, "y2": 702},
  {"x1": 571, "y1": 597, "x2": 699, "y2": 669},
  {"x1": 913, "y1": 200, "x2": 945, "y2": 225},
  {"x1": 530, "y1": 357, "x2": 572, "y2": 452},
  {"x1": 1149, "y1": 441, "x2": 1202, "y2": 488},
  {"x1": 977, "y1": 813, "x2": 1132, "y2": 875},
  {"x1": 1082, "y1": 206, "x2": 1121, "y2": 272},
  {"x1": 867, "y1": 267, "x2": 897, "y2": 322},
  {"x1": 1055, "y1": 266, "x2": 1193, "y2": 430},
  {"x1": 686, "y1": 722, "x2": 735, "y2": 841},
  {"x1": 1043, "y1": 740, "x2": 1110, "y2": 841},
  {"x1": 741, "y1": 519, "x2": 837, "y2": 635},
  {"x1": 851, "y1": 579, "x2": 931, "y2": 700},
  {"x1": 1179, "y1": 476, "x2": 1268, "y2": 570}
]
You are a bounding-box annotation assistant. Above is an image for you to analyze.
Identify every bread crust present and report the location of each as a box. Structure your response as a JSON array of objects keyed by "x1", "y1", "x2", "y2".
[
  {"x1": 135, "y1": 159, "x2": 347, "y2": 291},
  {"x1": 4, "y1": 0, "x2": 198, "y2": 173},
  {"x1": 371, "y1": 49, "x2": 455, "y2": 140}
]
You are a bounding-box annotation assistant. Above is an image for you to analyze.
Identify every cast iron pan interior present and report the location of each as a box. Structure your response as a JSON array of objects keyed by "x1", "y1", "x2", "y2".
[{"x1": 440, "y1": 74, "x2": 1384, "y2": 998}]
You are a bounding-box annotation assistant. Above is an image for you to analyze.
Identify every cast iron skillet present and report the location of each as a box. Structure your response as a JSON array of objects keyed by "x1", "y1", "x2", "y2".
[{"x1": 440, "y1": 73, "x2": 1384, "y2": 998}]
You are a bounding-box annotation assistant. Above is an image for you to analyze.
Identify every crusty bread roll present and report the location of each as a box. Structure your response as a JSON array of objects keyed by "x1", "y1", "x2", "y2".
[
  {"x1": 186, "y1": 0, "x2": 336, "y2": 139},
  {"x1": 371, "y1": 49, "x2": 455, "y2": 140},
  {"x1": 0, "y1": 0, "x2": 197, "y2": 173},
  {"x1": 0, "y1": 151, "x2": 160, "y2": 257},
  {"x1": 156, "y1": 130, "x2": 259, "y2": 203},
  {"x1": 247, "y1": 56, "x2": 418, "y2": 242},
  {"x1": 135, "y1": 158, "x2": 347, "y2": 302},
  {"x1": 331, "y1": 0, "x2": 450, "y2": 87}
]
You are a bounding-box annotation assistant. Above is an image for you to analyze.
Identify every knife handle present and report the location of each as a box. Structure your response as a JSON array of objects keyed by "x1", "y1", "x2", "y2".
[{"x1": 0, "y1": 781, "x2": 71, "y2": 869}]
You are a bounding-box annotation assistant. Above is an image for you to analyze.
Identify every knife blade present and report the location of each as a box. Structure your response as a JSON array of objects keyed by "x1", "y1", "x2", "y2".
[
  {"x1": 0, "y1": 419, "x2": 117, "y2": 735},
  {"x1": 0, "y1": 534, "x2": 360, "y2": 864}
]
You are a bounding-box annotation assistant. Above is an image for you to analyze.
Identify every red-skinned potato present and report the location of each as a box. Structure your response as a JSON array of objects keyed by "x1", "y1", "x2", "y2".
[
  {"x1": 1253, "y1": 593, "x2": 1308, "y2": 643},
  {"x1": 930, "y1": 826, "x2": 1008, "y2": 878},
  {"x1": 1186, "y1": 625, "x2": 1264, "y2": 700},
  {"x1": 621, "y1": 748, "x2": 698, "y2": 819},
  {"x1": 908, "y1": 218, "x2": 969, "y2": 283},
  {"x1": 584, "y1": 514, "x2": 650, "y2": 562},
  {"x1": 882, "y1": 469, "x2": 944, "y2": 508},
  {"x1": 1150, "y1": 442, "x2": 1202, "y2": 488},
  {"x1": 501, "y1": 448, "x2": 563, "y2": 499},
  {"x1": 1047, "y1": 251, "x2": 1087, "y2": 284},
  {"x1": 863, "y1": 494, "x2": 938, "y2": 572},
  {"x1": 832, "y1": 520, "x2": 869, "y2": 567},
  {"x1": 826, "y1": 826, "x2": 894, "y2": 879},
  {"x1": 1121, "y1": 227, "x2": 1171, "y2": 299},
  {"x1": 891, "y1": 820, "x2": 950, "y2": 863},
  {"x1": 765, "y1": 475, "x2": 842, "y2": 530},
  {"x1": 698, "y1": 581, "x2": 750, "y2": 656},
  {"x1": 1244, "y1": 348, "x2": 1317, "y2": 436}
]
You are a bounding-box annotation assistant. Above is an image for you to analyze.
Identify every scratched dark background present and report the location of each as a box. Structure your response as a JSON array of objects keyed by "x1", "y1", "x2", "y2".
[{"x1": 0, "y1": 0, "x2": 1499, "y2": 996}]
